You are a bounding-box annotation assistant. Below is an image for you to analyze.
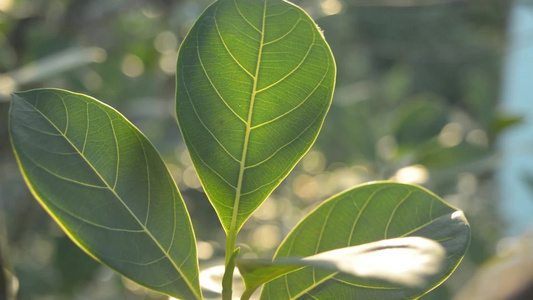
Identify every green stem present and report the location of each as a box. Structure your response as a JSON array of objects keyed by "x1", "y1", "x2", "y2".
[
  {"x1": 240, "y1": 287, "x2": 257, "y2": 300},
  {"x1": 222, "y1": 239, "x2": 239, "y2": 300}
]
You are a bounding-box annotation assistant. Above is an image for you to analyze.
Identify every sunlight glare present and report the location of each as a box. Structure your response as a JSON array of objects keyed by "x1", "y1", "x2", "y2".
[{"x1": 0, "y1": 0, "x2": 13, "y2": 12}]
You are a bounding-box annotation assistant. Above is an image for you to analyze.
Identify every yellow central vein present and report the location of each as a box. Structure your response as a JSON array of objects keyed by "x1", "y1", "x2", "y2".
[
  {"x1": 229, "y1": 0, "x2": 267, "y2": 236},
  {"x1": 26, "y1": 98, "x2": 201, "y2": 300}
]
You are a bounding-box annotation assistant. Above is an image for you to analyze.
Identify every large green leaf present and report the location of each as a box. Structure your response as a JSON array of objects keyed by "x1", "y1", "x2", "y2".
[
  {"x1": 260, "y1": 182, "x2": 470, "y2": 299},
  {"x1": 175, "y1": 0, "x2": 336, "y2": 235},
  {"x1": 9, "y1": 89, "x2": 202, "y2": 300},
  {"x1": 237, "y1": 237, "x2": 446, "y2": 299}
]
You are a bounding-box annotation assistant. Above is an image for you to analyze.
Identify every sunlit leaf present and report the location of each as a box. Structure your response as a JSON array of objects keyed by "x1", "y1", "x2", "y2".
[
  {"x1": 175, "y1": 0, "x2": 336, "y2": 235},
  {"x1": 9, "y1": 89, "x2": 202, "y2": 300},
  {"x1": 261, "y1": 182, "x2": 470, "y2": 299},
  {"x1": 237, "y1": 237, "x2": 446, "y2": 298}
]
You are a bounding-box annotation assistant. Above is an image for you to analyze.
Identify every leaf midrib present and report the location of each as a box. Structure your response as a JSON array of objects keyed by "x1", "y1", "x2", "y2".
[
  {"x1": 17, "y1": 96, "x2": 201, "y2": 300},
  {"x1": 229, "y1": 0, "x2": 268, "y2": 237}
]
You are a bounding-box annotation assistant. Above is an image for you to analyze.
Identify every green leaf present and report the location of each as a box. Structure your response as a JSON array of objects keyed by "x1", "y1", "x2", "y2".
[
  {"x1": 260, "y1": 182, "x2": 470, "y2": 299},
  {"x1": 175, "y1": 0, "x2": 336, "y2": 235},
  {"x1": 9, "y1": 89, "x2": 202, "y2": 300},
  {"x1": 237, "y1": 237, "x2": 446, "y2": 299}
]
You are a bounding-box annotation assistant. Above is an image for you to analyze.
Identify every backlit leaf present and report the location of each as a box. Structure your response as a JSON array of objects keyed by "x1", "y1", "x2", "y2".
[
  {"x1": 175, "y1": 0, "x2": 336, "y2": 234},
  {"x1": 9, "y1": 89, "x2": 202, "y2": 300},
  {"x1": 260, "y1": 182, "x2": 470, "y2": 299}
]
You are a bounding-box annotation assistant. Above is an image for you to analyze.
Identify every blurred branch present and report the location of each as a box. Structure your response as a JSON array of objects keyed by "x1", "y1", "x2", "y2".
[
  {"x1": 0, "y1": 211, "x2": 16, "y2": 300},
  {"x1": 0, "y1": 47, "x2": 107, "y2": 101}
]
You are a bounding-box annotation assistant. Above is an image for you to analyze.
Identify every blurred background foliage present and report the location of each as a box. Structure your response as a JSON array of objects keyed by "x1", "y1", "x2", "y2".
[{"x1": 0, "y1": 0, "x2": 530, "y2": 299}]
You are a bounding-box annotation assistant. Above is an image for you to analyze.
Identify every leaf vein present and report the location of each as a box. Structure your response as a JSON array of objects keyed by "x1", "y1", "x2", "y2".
[
  {"x1": 26, "y1": 154, "x2": 106, "y2": 189},
  {"x1": 111, "y1": 255, "x2": 167, "y2": 266},
  {"x1": 233, "y1": 0, "x2": 261, "y2": 33},
  {"x1": 384, "y1": 190, "x2": 414, "y2": 239},
  {"x1": 47, "y1": 200, "x2": 145, "y2": 233},
  {"x1": 263, "y1": 17, "x2": 301, "y2": 46},
  {"x1": 348, "y1": 187, "x2": 388, "y2": 246},
  {"x1": 167, "y1": 173, "x2": 178, "y2": 253},
  {"x1": 243, "y1": 97, "x2": 329, "y2": 173},
  {"x1": 332, "y1": 277, "x2": 401, "y2": 290},
  {"x1": 400, "y1": 213, "x2": 453, "y2": 238},
  {"x1": 82, "y1": 102, "x2": 89, "y2": 154},
  {"x1": 214, "y1": 4, "x2": 254, "y2": 77},
  {"x1": 182, "y1": 61, "x2": 242, "y2": 162},
  {"x1": 256, "y1": 30, "x2": 316, "y2": 93},
  {"x1": 181, "y1": 130, "x2": 238, "y2": 191},
  {"x1": 251, "y1": 53, "x2": 330, "y2": 129},
  {"x1": 104, "y1": 110, "x2": 120, "y2": 190},
  {"x1": 59, "y1": 95, "x2": 69, "y2": 135},
  {"x1": 134, "y1": 131, "x2": 151, "y2": 227},
  {"x1": 196, "y1": 26, "x2": 247, "y2": 124}
]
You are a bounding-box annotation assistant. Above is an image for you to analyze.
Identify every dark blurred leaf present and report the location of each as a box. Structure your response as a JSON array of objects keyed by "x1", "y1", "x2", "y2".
[
  {"x1": 54, "y1": 236, "x2": 100, "y2": 292},
  {"x1": 418, "y1": 143, "x2": 491, "y2": 170},
  {"x1": 490, "y1": 115, "x2": 523, "y2": 136},
  {"x1": 394, "y1": 95, "x2": 448, "y2": 146}
]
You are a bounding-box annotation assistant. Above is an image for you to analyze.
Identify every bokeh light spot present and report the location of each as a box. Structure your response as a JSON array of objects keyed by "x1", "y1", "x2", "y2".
[
  {"x1": 320, "y1": 0, "x2": 343, "y2": 16},
  {"x1": 154, "y1": 31, "x2": 178, "y2": 54},
  {"x1": 252, "y1": 225, "x2": 280, "y2": 250},
  {"x1": 466, "y1": 129, "x2": 489, "y2": 147},
  {"x1": 197, "y1": 241, "x2": 214, "y2": 260},
  {"x1": 302, "y1": 150, "x2": 326, "y2": 174},
  {"x1": 394, "y1": 164, "x2": 429, "y2": 184},
  {"x1": 121, "y1": 54, "x2": 144, "y2": 78},
  {"x1": 438, "y1": 122, "x2": 463, "y2": 147},
  {"x1": 0, "y1": 0, "x2": 13, "y2": 12},
  {"x1": 183, "y1": 166, "x2": 202, "y2": 189},
  {"x1": 159, "y1": 51, "x2": 177, "y2": 75}
]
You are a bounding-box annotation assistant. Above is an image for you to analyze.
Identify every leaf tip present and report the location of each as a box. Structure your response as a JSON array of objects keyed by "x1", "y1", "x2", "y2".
[{"x1": 451, "y1": 210, "x2": 468, "y2": 226}]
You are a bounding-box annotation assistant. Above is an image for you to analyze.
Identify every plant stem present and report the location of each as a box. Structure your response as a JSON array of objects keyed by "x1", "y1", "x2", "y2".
[
  {"x1": 225, "y1": 231, "x2": 237, "y2": 265},
  {"x1": 240, "y1": 288, "x2": 256, "y2": 300},
  {"x1": 222, "y1": 235, "x2": 238, "y2": 300}
]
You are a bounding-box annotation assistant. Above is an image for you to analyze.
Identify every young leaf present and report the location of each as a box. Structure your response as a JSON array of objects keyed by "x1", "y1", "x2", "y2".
[
  {"x1": 175, "y1": 0, "x2": 336, "y2": 236},
  {"x1": 260, "y1": 182, "x2": 470, "y2": 299},
  {"x1": 9, "y1": 89, "x2": 202, "y2": 300},
  {"x1": 237, "y1": 237, "x2": 446, "y2": 299}
]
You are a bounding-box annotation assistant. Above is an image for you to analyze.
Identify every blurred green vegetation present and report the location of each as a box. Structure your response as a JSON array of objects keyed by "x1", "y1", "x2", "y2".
[{"x1": 0, "y1": 0, "x2": 517, "y2": 299}]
